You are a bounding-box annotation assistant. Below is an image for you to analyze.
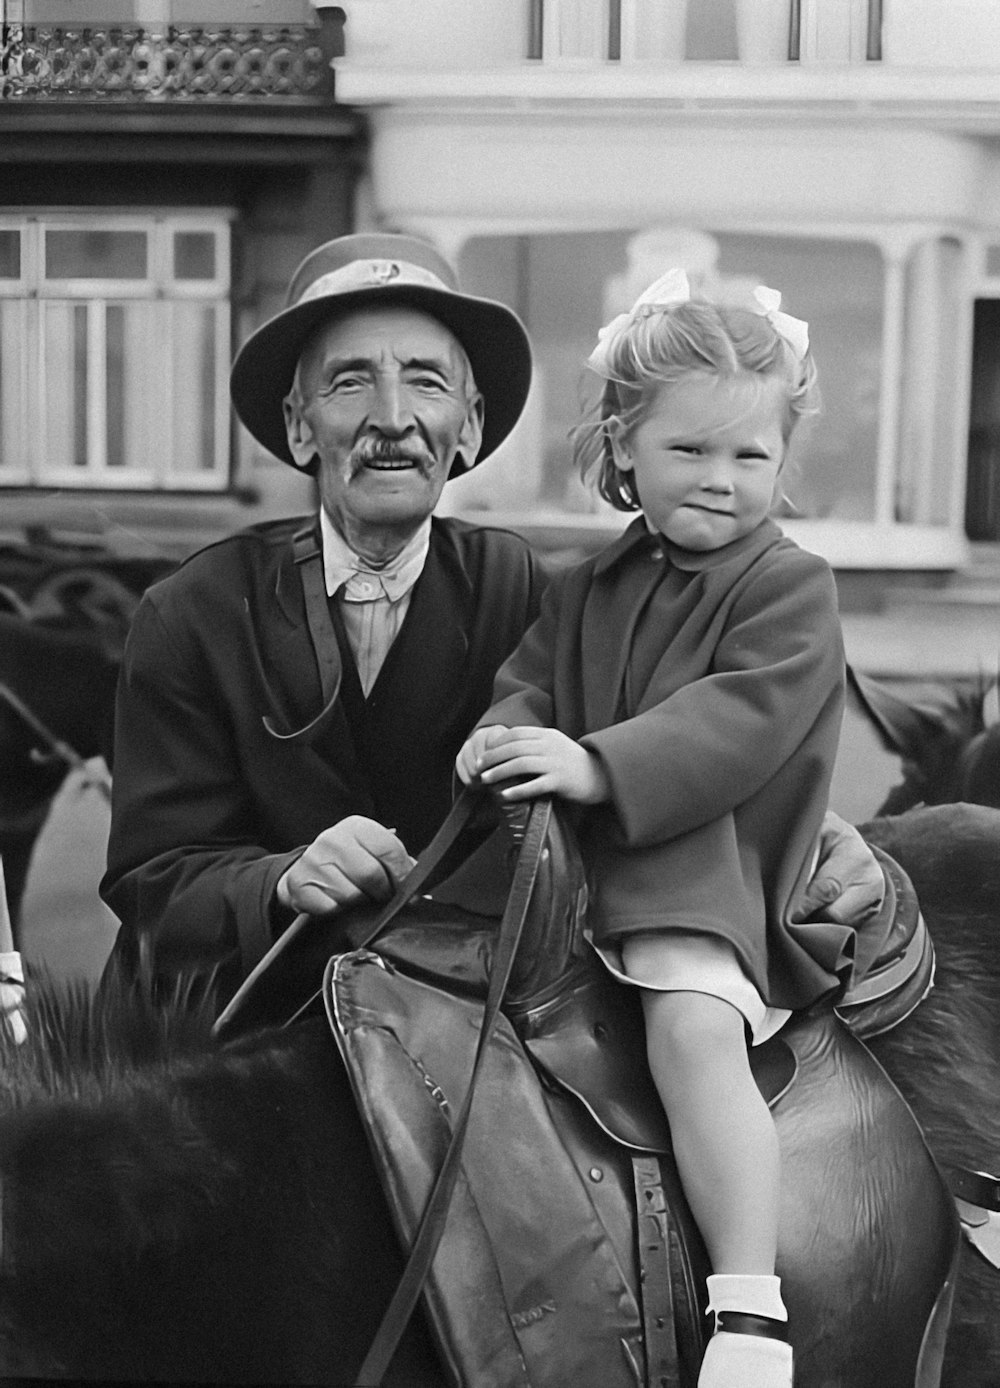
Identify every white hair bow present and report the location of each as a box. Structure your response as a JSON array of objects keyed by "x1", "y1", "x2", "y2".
[
  {"x1": 751, "y1": 285, "x2": 810, "y2": 360},
  {"x1": 586, "y1": 267, "x2": 691, "y2": 375},
  {"x1": 586, "y1": 268, "x2": 810, "y2": 376}
]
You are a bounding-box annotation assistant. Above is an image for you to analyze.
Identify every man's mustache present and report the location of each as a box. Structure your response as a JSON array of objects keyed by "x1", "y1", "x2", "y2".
[{"x1": 351, "y1": 437, "x2": 435, "y2": 474}]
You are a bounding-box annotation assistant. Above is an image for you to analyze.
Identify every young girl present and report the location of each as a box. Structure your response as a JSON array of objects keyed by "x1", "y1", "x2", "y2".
[{"x1": 456, "y1": 269, "x2": 856, "y2": 1388}]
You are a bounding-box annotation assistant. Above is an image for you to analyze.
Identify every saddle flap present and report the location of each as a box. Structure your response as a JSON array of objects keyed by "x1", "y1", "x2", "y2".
[
  {"x1": 514, "y1": 967, "x2": 798, "y2": 1154},
  {"x1": 327, "y1": 949, "x2": 650, "y2": 1388}
]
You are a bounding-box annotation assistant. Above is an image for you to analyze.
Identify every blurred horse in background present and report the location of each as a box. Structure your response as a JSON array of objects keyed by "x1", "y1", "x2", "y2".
[
  {"x1": 0, "y1": 536, "x2": 175, "y2": 944},
  {"x1": 849, "y1": 666, "x2": 1000, "y2": 813}
]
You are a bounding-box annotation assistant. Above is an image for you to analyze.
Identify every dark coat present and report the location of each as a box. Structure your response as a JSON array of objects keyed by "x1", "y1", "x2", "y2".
[
  {"x1": 483, "y1": 517, "x2": 853, "y2": 1012},
  {"x1": 100, "y1": 515, "x2": 543, "y2": 998}
]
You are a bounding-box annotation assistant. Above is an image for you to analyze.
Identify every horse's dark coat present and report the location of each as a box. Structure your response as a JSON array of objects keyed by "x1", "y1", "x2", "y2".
[
  {"x1": 0, "y1": 615, "x2": 120, "y2": 940},
  {"x1": 863, "y1": 804, "x2": 1000, "y2": 1388},
  {"x1": 852, "y1": 672, "x2": 1000, "y2": 814},
  {"x1": 0, "y1": 984, "x2": 443, "y2": 1384},
  {"x1": 0, "y1": 543, "x2": 175, "y2": 942},
  {"x1": 0, "y1": 806, "x2": 996, "y2": 1386}
]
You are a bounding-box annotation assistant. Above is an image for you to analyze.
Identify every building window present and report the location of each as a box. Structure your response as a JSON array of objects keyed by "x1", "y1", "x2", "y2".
[
  {"x1": 444, "y1": 228, "x2": 886, "y2": 532},
  {"x1": 0, "y1": 212, "x2": 232, "y2": 491}
]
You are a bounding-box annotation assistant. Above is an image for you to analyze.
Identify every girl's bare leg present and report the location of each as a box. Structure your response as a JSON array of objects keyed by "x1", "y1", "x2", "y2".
[
  {"x1": 639, "y1": 988, "x2": 778, "y2": 1271},
  {"x1": 638, "y1": 989, "x2": 792, "y2": 1388}
]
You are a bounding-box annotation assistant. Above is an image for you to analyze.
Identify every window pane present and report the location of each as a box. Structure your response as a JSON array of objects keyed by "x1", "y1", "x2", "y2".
[
  {"x1": 0, "y1": 231, "x2": 20, "y2": 280},
  {"x1": 0, "y1": 301, "x2": 27, "y2": 474},
  {"x1": 106, "y1": 306, "x2": 126, "y2": 469},
  {"x1": 45, "y1": 229, "x2": 148, "y2": 281},
  {"x1": 455, "y1": 229, "x2": 883, "y2": 525},
  {"x1": 173, "y1": 232, "x2": 216, "y2": 281},
  {"x1": 172, "y1": 303, "x2": 219, "y2": 474},
  {"x1": 109, "y1": 302, "x2": 156, "y2": 477},
  {"x1": 713, "y1": 232, "x2": 883, "y2": 523},
  {"x1": 43, "y1": 302, "x2": 89, "y2": 471},
  {"x1": 966, "y1": 299, "x2": 1000, "y2": 539}
]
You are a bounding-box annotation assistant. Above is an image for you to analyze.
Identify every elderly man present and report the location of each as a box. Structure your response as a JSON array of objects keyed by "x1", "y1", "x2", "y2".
[{"x1": 100, "y1": 233, "x2": 882, "y2": 1006}]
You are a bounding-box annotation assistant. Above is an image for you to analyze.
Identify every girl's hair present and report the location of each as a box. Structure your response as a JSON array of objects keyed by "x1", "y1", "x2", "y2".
[{"x1": 575, "y1": 299, "x2": 819, "y2": 512}]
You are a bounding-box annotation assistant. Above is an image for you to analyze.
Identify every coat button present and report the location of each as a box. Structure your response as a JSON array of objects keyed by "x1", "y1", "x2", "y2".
[{"x1": 650, "y1": 548, "x2": 663, "y2": 561}]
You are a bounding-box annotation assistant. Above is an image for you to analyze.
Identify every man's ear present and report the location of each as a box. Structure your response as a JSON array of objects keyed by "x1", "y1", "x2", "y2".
[
  {"x1": 283, "y1": 392, "x2": 318, "y2": 471},
  {"x1": 452, "y1": 391, "x2": 485, "y2": 472}
]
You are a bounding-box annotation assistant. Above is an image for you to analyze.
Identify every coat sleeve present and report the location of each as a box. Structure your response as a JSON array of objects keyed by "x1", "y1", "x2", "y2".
[
  {"x1": 100, "y1": 591, "x2": 300, "y2": 1003},
  {"x1": 471, "y1": 573, "x2": 564, "y2": 731},
  {"x1": 581, "y1": 552, "x2": 845, "y2": 848}
]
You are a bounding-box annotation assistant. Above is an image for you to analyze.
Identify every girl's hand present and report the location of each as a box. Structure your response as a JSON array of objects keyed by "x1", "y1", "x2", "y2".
[
  {"x1": 455, "y1": 725, "x2": 513, "y2": 785},
  {"x1": 476, "y1": 726, "x2": 611, "y2": 805}
]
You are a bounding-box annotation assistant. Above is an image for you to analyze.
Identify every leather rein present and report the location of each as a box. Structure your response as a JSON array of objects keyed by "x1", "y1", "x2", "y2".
[{"x1": 213, "y1": 786, "x2": 553, "y2": 1385}]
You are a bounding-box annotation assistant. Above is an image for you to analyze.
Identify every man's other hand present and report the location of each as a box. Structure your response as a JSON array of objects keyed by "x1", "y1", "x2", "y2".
[
  {"x1": 276, "y1": 816, "x2": 416, "y2": 916},
  {"x1": 799, "y1": 810, "x2": 885, "y2": 925}
]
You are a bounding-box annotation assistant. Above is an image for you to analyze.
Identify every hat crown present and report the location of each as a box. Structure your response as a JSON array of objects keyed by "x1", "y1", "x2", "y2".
[
  {"x1": 287, "y1": 233, "x2": 460, "y2": 309},
  {"x1": 231, "y1": 231, "x2": 531, "y2": 474}
]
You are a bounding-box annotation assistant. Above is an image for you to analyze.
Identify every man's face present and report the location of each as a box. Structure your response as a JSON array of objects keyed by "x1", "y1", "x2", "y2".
[{"x1": 284, "y1": 306, "x2": 483, "y2": 554}]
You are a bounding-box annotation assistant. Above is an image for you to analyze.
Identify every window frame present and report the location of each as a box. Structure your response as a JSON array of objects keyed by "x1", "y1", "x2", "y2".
[{"x1": 0, "y1": 209, "x2": 234, "y2": 493}]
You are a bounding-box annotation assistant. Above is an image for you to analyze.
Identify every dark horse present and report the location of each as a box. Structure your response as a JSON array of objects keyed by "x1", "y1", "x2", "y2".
[
  {"x1": 0, "y1": 802, "x2": 996, "y2": 1386},
  {"x1": 848, "y1": 667, "x2": 1000, "y2": 814},
  {"x1": 0, "y1": 541, "x2": 175, "y2": 941},
  {"x1": 0, "y1": 613, "x2": 118, "y2": 941}
]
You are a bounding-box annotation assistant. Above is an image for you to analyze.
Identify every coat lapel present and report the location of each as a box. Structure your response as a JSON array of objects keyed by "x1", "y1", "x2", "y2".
[{"x1": 581, "y1": 521, "x2": 666, "y2": 729}]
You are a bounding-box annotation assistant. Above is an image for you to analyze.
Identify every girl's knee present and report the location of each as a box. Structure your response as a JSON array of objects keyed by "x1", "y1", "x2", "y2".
[{"x1": 642, "y1": 990, "x2": 749, "y2": 1071}]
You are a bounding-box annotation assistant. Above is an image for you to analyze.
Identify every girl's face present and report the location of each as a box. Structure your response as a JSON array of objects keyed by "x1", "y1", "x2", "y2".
[{"x1": 613, "y1": 372, "x2": 787, "y2": 551}]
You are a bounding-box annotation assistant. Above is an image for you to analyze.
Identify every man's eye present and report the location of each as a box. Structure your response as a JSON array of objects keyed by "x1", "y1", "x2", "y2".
[
  {"x1": 411, "y1": 375, "x2": 447, "y2": 391},
  {"x1": 329, "y1": 376, "x2": 366, "y2": 392}
]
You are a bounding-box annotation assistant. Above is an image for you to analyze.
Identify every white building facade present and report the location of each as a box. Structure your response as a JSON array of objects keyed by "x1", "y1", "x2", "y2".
[{"x1": 334, "y1": 0, "x2": 1000, "y2": 572}]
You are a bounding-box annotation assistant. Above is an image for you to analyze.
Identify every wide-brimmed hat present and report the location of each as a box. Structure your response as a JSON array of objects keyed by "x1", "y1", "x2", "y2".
[{"x1": 230, "y1": 232, "x2": 532, "y2": 474}]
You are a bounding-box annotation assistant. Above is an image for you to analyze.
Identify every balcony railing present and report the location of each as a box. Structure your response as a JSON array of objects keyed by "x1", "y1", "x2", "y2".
[{"x1": 0, "y1": 14, "x2": 342, "y2": 100}]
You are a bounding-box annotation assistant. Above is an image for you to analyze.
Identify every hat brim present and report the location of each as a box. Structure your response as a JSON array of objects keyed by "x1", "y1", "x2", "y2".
[{"x1": 230, "y1": 283, "x2": 532, "y2": 476}]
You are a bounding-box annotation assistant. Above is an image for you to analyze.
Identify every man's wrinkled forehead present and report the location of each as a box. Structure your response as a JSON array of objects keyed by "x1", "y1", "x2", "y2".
[{"x1": 297, "y1": 304, "x2": 472, "y2": 387}]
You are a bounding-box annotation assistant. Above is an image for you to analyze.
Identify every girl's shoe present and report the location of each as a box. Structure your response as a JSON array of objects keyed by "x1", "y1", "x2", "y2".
[{"x1": 698, "y1": 1327, "x2": 793, "y2": 1388}]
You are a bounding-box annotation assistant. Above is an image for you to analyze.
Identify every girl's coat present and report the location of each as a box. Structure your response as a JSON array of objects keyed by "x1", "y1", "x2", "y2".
[{"x1": 483, "y1": 516, "x2": 855, "y2": 1012}]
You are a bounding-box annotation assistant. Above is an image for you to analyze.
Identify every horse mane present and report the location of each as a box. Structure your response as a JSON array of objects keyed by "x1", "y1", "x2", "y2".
[
  {"x1": 877, "y1": 670, "x2": 999, "y2": 812},
  {"x1": 0, "y1": 969, "x2": 221, "y2": 1111}
]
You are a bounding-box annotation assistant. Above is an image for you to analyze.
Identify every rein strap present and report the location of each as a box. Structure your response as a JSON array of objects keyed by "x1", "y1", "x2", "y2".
[{"x1": 338, "y1": 794, "x2": 553, "y2": 1387}]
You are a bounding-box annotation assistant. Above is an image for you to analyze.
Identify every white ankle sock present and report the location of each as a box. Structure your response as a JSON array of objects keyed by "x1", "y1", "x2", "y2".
[
  {"x1": 699, "y1": 1275, "x2": 791, "y2": 1388},
  {"x1": 706, "y1": 1273, "x2": 788, "y2": 1323}
]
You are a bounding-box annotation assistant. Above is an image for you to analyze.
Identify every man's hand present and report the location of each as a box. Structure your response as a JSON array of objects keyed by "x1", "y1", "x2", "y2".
[
  {"x1": 276, "y1": 816, "x2": 416, "y2": 917},
  {"x1": 798, "y1": 810, "x2": 885, "y2": 924},
  {"x1": 459, "y1": 725, "x2": 610, "y2": 805}
]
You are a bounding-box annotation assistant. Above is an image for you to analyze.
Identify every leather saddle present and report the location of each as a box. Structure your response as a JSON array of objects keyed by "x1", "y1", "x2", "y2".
[{"x1": 225, "y1": 790, "x2": 959, "y2": 1387}]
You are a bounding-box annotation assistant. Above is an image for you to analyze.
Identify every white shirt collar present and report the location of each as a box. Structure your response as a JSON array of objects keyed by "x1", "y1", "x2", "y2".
[{"x1": 320, "y1": 509, "x2": 432, "y2": 603}]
